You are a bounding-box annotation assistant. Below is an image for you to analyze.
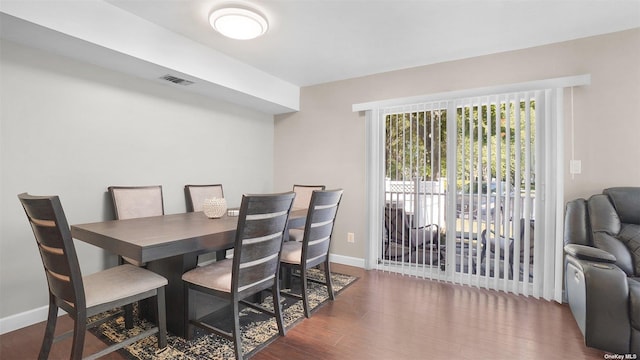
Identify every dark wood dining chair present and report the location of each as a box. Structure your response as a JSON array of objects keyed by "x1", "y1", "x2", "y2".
[
  {"x1": 289, "y1": 184, "x2": 326, "y2": 242},
  {"x1": 108, "y1": 185, "x2": 164, "y2": 220},
  {"x1": 292, "y1": 184, "x2": 326, "y2": 210},
  {"x1": 107, "y1": 185, "x2": 164, "y2": 266},
  {"x1": 18, "y1": 193, "x2": 168, "y2": 360},
  {"x1": 107, "y1": 185, "x2": 164, "y2": 325},
  {"x1": 184, "y1": 184, "x2": 229, "y2": 263},
  {"x1": 182, "y1": 191, "x2": 295, "y2": 360},
  {"x1": 280, "y1": 189, "x2": 343, "y2": 318},
  {"x1": 184, "y1": 184, "x2": 224, "y2": 212}
]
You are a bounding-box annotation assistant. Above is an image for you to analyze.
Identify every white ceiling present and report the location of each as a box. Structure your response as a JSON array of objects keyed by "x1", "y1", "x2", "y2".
[
  {"x1": 105, "y1": 0, "x2": 640, "y2": 87},
  {"x1": 1, "y1": 0, "x2": 639, "y2": 114}
]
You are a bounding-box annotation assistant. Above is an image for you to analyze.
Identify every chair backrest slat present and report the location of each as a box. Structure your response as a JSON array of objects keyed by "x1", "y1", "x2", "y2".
[
  {"x1": 302, "y1": 190, "x2": 343, "y2": 267},
  {"x1": 233, "y1": 192, "x2": 295, "y2": 297},
  {"x1": 32, "y1": 221, "x2": 65, "y2": 249},
  {"x1": 39, "y1": 243, "x2": 71, "y2": 279},
  {"x1": 108, "y1": 186, "x2": 164, "y2": 220},
  {"x1": 184, "y1": 184, "x2": 224, "y2": 212},
  {"x1": 18, "y1": 193, "x2": 84, "y2": 309}
]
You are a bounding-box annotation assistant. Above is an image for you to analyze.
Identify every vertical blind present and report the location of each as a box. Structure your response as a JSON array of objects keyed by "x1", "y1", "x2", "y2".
[
  {"x1": 381, "y1": 102, "x2": 446, "y2": 280},
  {"x1": 375, "y1": 90, "x2": 561, "y2": 300},
  {"x1": 358, "y1": 75, "x2": 590, "y2": 303},
  {"x1": 449, "y1": 92, "x2": 540, "y2": 295}
]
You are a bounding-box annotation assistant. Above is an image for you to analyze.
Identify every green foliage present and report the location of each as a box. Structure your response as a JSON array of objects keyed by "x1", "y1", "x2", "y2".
[
  {"x1": 385, "y1": 110, "x2": 446, "y2": 181},
  {"x1": 385, "y1": 100, "x2": 536, "y2": 191},
  {"x1": 456, "y1": 100, "x2": 536, "y2": 191}
]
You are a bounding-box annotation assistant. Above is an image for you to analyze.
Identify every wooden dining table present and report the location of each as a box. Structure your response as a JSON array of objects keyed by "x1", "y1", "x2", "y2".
[{"x1": 70, "y1": 209, "x2": 307, "y2": 338}]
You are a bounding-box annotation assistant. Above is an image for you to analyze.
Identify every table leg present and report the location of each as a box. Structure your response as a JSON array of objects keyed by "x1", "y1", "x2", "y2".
[{"x1": 145, "y1": 253, "x2": 198, "y2": 338}]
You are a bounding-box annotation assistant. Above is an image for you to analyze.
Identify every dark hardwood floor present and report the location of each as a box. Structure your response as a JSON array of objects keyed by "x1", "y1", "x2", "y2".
[{"x1": 0, "y1": 264, "x2": 605, "y2": 359}]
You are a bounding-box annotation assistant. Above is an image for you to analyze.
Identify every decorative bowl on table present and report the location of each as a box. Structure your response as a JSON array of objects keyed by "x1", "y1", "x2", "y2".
[{"x1": 202, "y1": 197, "x2": 227, "y2": 218}]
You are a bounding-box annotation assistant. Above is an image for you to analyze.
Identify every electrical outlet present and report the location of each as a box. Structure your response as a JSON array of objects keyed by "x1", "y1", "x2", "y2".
[{"x1": 347, "y1": 232, "x2": 355, "y2": 243}]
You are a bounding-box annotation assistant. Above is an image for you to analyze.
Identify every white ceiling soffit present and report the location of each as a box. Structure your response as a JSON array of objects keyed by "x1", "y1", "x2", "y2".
[
  {"x1": 0, "y1": 1, "x2": 300, "y2": 115},
  {"x1": 106, "y1": 0, "x2": 640, "y2": 87}
]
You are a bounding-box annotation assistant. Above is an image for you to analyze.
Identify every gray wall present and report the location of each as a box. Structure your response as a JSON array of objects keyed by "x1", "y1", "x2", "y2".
[
  {"x1": 0, "y1": 40, "x2": 274, "y2": 320},
  {"x1": 274, "y1": 28, "x2": 640, "y2": 261}
]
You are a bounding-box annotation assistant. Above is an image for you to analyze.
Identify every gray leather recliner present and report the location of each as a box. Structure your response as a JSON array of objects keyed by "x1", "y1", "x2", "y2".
[{"x1": 564, "y1": 187, "x2": 640, "y2": 355}]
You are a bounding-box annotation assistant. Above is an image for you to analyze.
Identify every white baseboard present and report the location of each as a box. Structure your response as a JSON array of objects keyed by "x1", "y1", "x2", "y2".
[
  {"x1": 0, "y1": 305, "x2": 66, "y2": 335},
  {"x1": 330, "y1": 254, "x2": 365, "y2": 268}
]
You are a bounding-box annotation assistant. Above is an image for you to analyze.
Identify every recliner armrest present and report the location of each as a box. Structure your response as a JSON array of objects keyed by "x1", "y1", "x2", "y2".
[
  {"x1": 564, "y1": 244, "x2": 616, "y2": 263},
  {"x1": 565, "y1": 254, "x2": 631, "y2": 353}
]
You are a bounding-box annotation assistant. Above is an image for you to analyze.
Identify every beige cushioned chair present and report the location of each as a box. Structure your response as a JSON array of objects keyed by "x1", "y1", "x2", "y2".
[
  {"x1": 280, "y1": 189, "x2": 343, "y2": 318},
  {"x1": 182, "y1": 192, "x2": 295, "y2": 360},
  {"x1": 184, "y1": 184, "x2": 224, "y2": 212},
  {"x1": 18, "y1": 193, "x2": 167, "y2": 360},
  {"x1": 184, "y1": 184, "x2": 230, "y2": 263},
  {"x1": 108, "y1": 185, "x2": 164, "y2": 266},
  {"x1": 289, "y1": 184, "x2": 326, "y2": 242}
]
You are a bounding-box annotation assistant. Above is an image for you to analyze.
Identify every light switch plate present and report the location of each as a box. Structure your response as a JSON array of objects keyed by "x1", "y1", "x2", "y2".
[{"x1": 570, "y1": 160, "x2": 582, "y2": 174}]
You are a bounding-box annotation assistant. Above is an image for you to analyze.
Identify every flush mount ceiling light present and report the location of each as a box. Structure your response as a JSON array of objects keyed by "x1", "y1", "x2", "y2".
[{"x1": 209, "y1": 7, "x2": 268, "y2": 40}]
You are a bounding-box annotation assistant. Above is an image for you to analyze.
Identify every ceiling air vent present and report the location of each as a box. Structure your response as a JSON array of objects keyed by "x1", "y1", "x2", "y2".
[{"x1": 159, "y1": 74, "x2": 194, "y2": 86}]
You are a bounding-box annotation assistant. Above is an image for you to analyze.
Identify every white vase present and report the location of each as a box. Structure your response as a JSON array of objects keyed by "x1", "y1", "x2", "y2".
[{"x1": 202, "y1": 197, "x2": 227, "y2": 218}]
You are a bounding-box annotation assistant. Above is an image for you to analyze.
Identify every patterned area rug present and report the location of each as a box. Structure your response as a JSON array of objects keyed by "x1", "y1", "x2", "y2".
[{"x1": 91, "y1": 270, "x2": 357, "y2": 359}]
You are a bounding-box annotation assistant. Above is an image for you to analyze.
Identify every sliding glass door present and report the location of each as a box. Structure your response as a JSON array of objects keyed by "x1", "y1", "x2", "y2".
[
  {"x1": 379, "y1": 92, "x2": 542, "y2": 294},
  {"x1": 361, "y1": 76, "x2": 590, "y2": 301}
]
